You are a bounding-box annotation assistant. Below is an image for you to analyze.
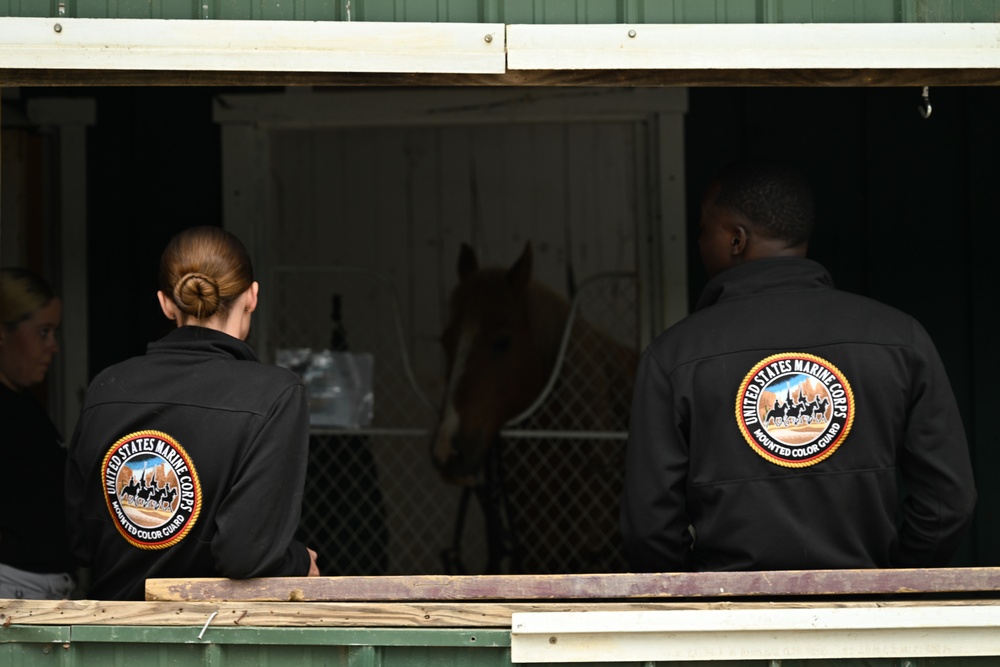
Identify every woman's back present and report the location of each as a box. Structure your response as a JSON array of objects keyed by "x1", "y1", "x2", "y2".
[{"x1": 65, "y1": 227, "x2": 317, "y2": 601}]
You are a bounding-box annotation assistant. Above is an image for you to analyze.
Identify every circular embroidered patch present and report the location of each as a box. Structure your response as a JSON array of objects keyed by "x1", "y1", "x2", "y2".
[
  {"x1": 101, "y1": 430, "x2": 202, "y2": 550},
  {"x1": 735, "y1": 353, "x2": 855, "y2": 467}
]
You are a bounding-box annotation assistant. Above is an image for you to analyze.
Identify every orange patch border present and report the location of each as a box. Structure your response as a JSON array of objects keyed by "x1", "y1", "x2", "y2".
[
  {"x1": 101, "y1": 429, "x2": 203, "y2": 550},
  {"x1": 735, "y1": 352, "x2": 856, "y2": 468}
]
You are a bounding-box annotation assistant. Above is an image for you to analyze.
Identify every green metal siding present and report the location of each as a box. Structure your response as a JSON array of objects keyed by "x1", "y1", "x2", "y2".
[
  {"x1": 0, "y1": 0, "x2": 58, "y2": 17},
  {"x1": 1, "y1": 626, "x2": 515, "y2": 667},
  {"x1": 1, "y1": 0, "x2": 997, "y2": 21},
  {"x1": 5, "y1": 625, "x2": 1000, "y2": 666}
]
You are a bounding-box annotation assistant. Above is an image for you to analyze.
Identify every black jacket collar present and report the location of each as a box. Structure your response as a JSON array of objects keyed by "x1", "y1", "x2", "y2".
[
  {"x1": 695, "y1": 257, "x2": 834, "y2": 312},
  {"x1": 147, "y1": 326, "x2": 259, "y2": 362}
]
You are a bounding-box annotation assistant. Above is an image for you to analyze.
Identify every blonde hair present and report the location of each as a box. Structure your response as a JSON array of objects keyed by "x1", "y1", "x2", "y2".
[
  {"x1": 158, "y1": 227, "x2": 254, "y2": 321},
  {"x1": 0, "y1": 268, "x2": 56, "y2": 331}
]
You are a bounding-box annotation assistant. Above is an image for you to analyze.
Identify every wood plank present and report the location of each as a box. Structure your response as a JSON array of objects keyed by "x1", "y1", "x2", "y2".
[
  {"x1": 507, "y1": 23, "x2": 1000, "y2": 71},
  {"x1": 5, "y1": 598, "x2": 1000, "y2": 628},
  {"x1": 0, "y1": 18, "x2": 505, "y2": 74},
  {"x1": 5, "y1": 19, "x2": 999, "y2": 76},
  {"x1": 512, "y1": 605, "x2": 1000, "y2": 663},
  {"x1": 4, "y1": 68, "x2": 1000, "y2": 88},
  {"x1": 146, "y1": 568, "x2": 1000, "y2": 602}
]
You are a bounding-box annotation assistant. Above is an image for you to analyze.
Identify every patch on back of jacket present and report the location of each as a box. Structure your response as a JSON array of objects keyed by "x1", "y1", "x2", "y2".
[
  {"x1": 735, "y1": 353, "x2": 855, "y2": 468},
  {"x1": 101, "y1": 430, "x2": 203, "y2": 549}
]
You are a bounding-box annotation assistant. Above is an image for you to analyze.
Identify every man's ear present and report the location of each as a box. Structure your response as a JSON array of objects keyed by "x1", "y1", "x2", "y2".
[{"x1": 730, "y1": 225, "x2": 748, "y2": 257}]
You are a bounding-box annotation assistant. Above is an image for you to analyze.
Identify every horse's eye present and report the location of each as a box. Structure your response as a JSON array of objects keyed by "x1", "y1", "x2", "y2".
[{"x1": 491, "y1": 334, "x2": 512, "y2": 355}]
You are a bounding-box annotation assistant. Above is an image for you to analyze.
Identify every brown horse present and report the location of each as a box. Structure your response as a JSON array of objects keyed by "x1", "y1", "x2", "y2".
[{"x1": 430, "y1": 242, "x2": 638, "y2": 573}]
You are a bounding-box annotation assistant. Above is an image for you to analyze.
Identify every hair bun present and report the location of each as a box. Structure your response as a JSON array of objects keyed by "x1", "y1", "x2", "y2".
[{"x1": 174, "y1": 272, "x2": 221, "y2": 319}]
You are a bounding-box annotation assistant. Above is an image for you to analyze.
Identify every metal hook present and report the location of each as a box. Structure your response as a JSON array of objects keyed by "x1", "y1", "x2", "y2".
[{"x1": 918, "y1": 86, "x2": 932, "y2": 119}]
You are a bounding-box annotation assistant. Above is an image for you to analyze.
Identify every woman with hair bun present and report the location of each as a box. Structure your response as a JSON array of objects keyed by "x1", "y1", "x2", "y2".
[
  {"x1": 0, "y1": 268, "x2": 75, "y2": 599},
  {"x1": 66, "y1": 226, "x2": 319, "y2": 600}
]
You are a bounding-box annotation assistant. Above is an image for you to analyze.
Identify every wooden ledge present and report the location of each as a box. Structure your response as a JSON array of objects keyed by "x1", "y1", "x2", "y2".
[
  {"x1": 145, "y1": 568, "x2": 1000, "y2": 603},
  {"x1": 5, "y1": 598, "x2": 1000, "y2": 628}
]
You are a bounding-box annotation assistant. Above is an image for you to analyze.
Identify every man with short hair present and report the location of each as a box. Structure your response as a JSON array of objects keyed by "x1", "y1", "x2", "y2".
[{"x1": 620, "y1": 159, "x2": 976, "y2": 572}]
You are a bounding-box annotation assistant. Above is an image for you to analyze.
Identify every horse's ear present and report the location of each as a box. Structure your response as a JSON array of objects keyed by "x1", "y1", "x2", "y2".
[
  {"x1": 507, "y1": 242, "x2": 533, "y2": 292},
  {"x1": 458, "y1": 243, "x2": 479, "y2": 280}
]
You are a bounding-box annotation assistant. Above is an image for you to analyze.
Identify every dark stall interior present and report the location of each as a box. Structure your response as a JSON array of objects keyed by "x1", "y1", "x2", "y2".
[{"x1": 4, "y1": 83, "x2": 998, "y2": 568}]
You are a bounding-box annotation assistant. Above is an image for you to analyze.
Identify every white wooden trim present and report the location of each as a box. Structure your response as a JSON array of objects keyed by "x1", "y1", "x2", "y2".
[
  {"x1": 655, "y1": 111, "x2": 688, "y2": 334},
  {"x1": 0, "y1": 17, "x2": 504, "y2": 73},
  {"x1": 220, "y1": 124, "x2": 274, "y2": 362},
  {"x1": 507, "y1": 22, "x2": 1000, "y2": 70},
  {"x1": 6, "y1": 18, "x2": 996, "y2": 75},
  {"x1": 24, "y1": 98, "x2": 95, "y2": 440},
  {"x1": 511, "y1": 606, "x2": 1000, "y2": 662},
  {"x1": 215, "y1": 88, "x2": 689, "y2": 361}
]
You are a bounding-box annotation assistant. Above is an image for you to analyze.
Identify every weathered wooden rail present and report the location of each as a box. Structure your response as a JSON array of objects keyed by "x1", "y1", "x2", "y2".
[
  {"x1": 144, "y1": 567, "x2": 1000, "y2": 602},
  {"x1": 3, "y1": 569, "x2": 1000, "y2": 665}
]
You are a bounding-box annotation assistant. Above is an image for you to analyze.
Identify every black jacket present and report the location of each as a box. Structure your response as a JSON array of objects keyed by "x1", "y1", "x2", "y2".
[
  {"x1": 66, "y1": 326, "x2": 312, "y2": 600},
  {"x1": 1, "y1": 384, "x2": 74, "y2": 574},
  {"x1": 621, "y1": 257, "x2": 976, "y2": 572}
]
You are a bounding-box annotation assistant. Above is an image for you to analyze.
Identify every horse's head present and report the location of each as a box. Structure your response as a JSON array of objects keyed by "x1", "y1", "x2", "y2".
[{"x1": 430, "y1": 242, "x2": 566, "y2": 485}]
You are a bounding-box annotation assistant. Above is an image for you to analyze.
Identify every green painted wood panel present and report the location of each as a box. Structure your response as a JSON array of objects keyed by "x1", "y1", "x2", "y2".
[{"x1": 2, "y1": 0, "x2": 997, "y2": 20}]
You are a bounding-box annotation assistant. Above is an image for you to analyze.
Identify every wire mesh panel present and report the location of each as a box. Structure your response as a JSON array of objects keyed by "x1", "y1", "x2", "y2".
[
  {"x1": 270, "y1": 267, "x2": 489, "y2": 575},
  {"x1": 498, "y1": 274, "x2": 638, "y2": 574},
  {"x1": 268, "y1": 267, "x2": 638, "y2": 575},
  {"x1": 296, "y1": 431, "x2": 493, "y2": 576}
]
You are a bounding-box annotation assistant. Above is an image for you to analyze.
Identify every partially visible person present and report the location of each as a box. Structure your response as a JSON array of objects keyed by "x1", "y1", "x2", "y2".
[
  {"x1": 66, "y1": 226, "x2": 319, "y2": 600},
  {"x1": 621, "y1": 159, "x2": 977, "y2": 572},
  {"x1": 0, "y1": 268, "x2": 75, "y2": 599}
]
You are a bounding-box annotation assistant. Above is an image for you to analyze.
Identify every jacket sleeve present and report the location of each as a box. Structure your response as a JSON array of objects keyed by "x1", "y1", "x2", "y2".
[
  {"x1": 894, "y1": 320, "x2": 977, "y2": 567},
  {"x1": 211, "y1": 382, "x2": 312, "y2": 578},
  {"x1": 620, "y1": 347, "x2": 692, "y2": 572}
]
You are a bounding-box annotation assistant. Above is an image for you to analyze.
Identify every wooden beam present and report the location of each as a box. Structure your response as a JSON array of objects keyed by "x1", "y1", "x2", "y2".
[
  {"x1": 0, "y1": 18, "x2": 504, "y2": 74},
  {"x1": 507, "y1": 23, "x2": 1000, "y2": 71},
  {"x1": 4, "y1": 598, "x2": 1000, "y2": 628},
  {"x1": 3, "y1": 68, "x2": 1000, "y2": 87},
  {"x1": 3, "y1": 18, "x2": 998, "y2": 82},
  {"x1": 145, "y1": 568, "x2": 1000, "y2": 602}
]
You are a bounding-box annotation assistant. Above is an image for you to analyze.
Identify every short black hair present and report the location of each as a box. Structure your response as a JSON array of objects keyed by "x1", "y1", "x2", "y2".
[{"x1": 711, "y1": 159, "x2": 814, "y2": 247}]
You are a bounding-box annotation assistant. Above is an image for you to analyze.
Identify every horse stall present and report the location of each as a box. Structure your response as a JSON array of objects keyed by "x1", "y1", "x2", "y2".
[
  {"x1": 3, "y1": 1, "x2": 1000, "y2": 665},
  {"x1": 213, "y1": 87, "x2": 688, "y2": 577}
]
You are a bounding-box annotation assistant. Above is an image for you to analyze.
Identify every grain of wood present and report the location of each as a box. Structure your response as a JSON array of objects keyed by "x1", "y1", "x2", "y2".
[
  {"x1": 145, "y1": 568, "x2": 1000, "y2": 602},
  {"x1": 5, "y1": 598, "x2": 1000, "y2": 628}
]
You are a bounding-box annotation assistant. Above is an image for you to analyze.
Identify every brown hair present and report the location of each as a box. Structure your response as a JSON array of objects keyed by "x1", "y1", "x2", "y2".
[
  {"x1": 0, "y1": 268, "x2": 56, "y2": 331},
  {"x1": 158, "y1": 226, "x2": 254, "y2": 321}
]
